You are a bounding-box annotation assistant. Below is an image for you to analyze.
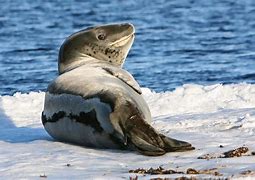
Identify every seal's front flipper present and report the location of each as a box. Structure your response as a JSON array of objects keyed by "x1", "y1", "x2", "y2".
[
  {"x1": 102, "y1": 67, "x2": 142, "y2": 94},
  {"x1": 160, "y1": 134, "x2": 195, "y2": 152}
]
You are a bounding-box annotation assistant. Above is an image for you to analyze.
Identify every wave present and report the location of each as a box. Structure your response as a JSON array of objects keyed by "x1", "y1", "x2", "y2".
[
  {"x1": 1, "y1": 83, "x2": 255, "y2": 179},
  {"x1": 1, "y1": 83, "x2": 254, "y2": 127},
  {"x1": 142, "y1": 83, "x2": 255, "y2": 117}
]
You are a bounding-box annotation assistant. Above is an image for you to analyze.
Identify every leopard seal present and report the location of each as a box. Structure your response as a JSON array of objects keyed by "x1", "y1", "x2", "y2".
[{"x1": 42, "y1": 23, "x2": 194, "y2": 156}]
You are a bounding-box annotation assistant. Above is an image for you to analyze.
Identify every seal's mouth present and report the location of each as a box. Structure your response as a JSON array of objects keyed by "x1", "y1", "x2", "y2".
[{"x1": 110, "y1": 33, "x2": 135, "y2": 47}]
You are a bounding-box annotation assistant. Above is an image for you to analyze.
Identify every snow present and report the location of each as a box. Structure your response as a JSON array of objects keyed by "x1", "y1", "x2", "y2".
[{"x1": 0, "y1": 83, "x2": 255, "y2": 179}]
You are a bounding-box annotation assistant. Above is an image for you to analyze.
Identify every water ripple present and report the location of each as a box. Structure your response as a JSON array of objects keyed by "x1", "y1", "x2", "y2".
[{"x1": 0, "y1": 0, "x2": 255, "y2": 95}]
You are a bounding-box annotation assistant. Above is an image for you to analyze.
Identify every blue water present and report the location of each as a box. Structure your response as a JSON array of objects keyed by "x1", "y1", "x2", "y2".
[{"x1": 1, "y1": 0, "x2": 255, "y2": 95}]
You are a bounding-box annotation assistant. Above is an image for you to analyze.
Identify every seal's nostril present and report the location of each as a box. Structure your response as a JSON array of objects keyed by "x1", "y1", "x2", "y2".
[{"x1": 97, "y1": 33, "x2": 106, "y2": 40}]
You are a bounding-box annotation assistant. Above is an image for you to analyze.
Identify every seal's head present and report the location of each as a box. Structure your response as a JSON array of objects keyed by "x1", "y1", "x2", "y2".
[{"x1": 58, "y1": 23, "x2": 135, "y2": 74}]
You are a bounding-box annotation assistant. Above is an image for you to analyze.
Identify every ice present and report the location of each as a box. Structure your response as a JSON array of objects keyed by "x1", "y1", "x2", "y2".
[{"x1": 0, "y1": 83, "x2": 255, "y2": 179}]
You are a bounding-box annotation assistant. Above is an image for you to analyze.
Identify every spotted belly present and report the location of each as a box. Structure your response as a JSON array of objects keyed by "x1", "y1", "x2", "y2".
[{"x1": 42, "y1": 92, "x2": 121, "y2": 149}]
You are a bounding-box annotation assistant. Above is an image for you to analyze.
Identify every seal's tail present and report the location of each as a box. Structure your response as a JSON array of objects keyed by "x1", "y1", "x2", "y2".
[{"x1": 124, "y1": 114, "x2": 194, "y2": 156}]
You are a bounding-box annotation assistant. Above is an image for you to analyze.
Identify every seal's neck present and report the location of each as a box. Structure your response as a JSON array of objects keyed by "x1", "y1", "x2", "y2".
[{"x1": 58, "y1": 55, "x2": 102, "y2": 74}]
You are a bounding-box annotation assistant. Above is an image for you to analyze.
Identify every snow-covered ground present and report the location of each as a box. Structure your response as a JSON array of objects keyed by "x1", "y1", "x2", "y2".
[{"x1": 0, "y1": 83, "x2": 255, "y2": 179}]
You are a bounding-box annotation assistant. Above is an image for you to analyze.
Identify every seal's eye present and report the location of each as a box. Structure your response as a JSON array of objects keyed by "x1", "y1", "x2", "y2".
[{"x1": 97, "y1": 33, "x2": 106, "y2": 40}]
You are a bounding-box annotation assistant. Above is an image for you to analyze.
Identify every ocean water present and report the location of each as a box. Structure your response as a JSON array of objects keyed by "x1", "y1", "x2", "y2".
[{"x1": 1, "y1": 0, "x2": 255, "y2": 95}]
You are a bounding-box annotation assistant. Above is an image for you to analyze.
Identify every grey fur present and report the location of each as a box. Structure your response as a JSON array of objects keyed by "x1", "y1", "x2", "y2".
[{"x1": 42, "y1": 23, "x2": 194, "y2": 156}]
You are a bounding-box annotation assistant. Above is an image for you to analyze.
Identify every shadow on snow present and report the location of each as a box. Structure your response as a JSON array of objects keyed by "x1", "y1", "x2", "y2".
[{"x1": 0, "y1": 101, "x2": 52, "y2": 143}]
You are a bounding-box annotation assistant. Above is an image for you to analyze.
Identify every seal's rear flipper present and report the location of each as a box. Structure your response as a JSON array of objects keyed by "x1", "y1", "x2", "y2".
[
  {"x1": 129, "y1": 133, "x2": 165, "y2": 156},
  {"x1": 126, "y1": 118, "x2": 166, "y2": 156},
  {"x1": 159, "y1": 134, "x2": 195, "y2": 152},
  {"x1": 124, "y1": 115, "x2": 194, "y2": 156},
  {"x1": 109, "y1": 101, "x2": 194, "y2": 156}
]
